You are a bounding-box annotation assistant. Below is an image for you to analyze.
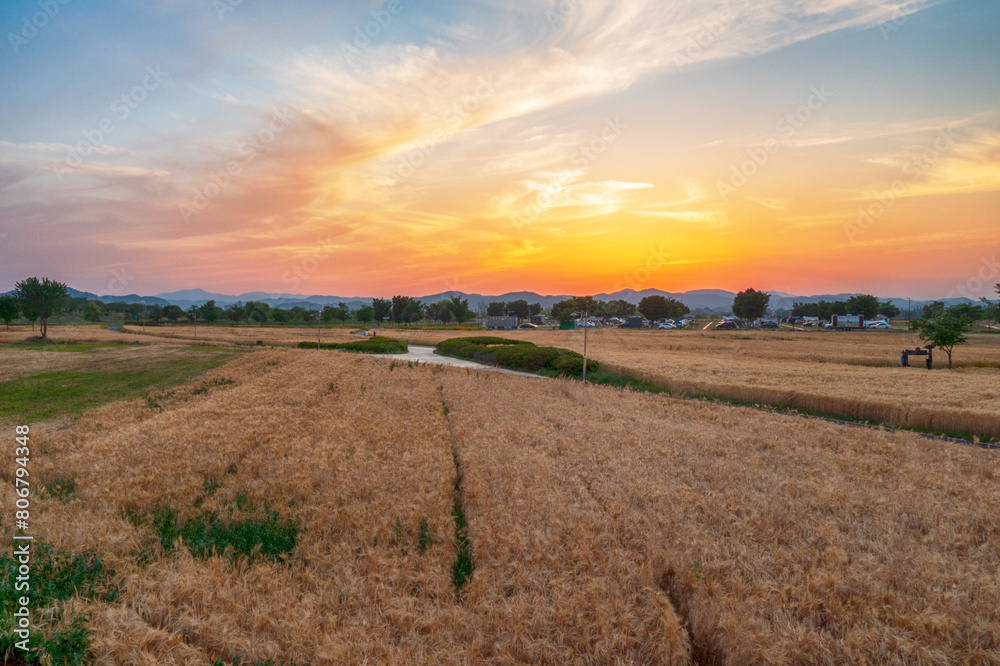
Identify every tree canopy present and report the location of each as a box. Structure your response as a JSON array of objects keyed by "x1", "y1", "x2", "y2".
[
  {"x1": 638, "y1": 295, "x2": 689, "y2": 321},
  {"x1": 911, "y1": 308, "x2": 972, "y2": 369},
  {"x1": 0, "y1": 294, "x2": 20, "y2": 330},
  {"x1": 14, "y1": 277, "x2": 68, "y2": 338},
  {"x1": 732, "y1": 288, "x2": 771, "y2": 320}
]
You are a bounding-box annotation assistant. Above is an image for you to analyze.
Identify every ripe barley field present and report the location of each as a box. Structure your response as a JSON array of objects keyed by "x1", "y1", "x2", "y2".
[
  {"x1": 2, "y1": 345, "x2": 998, "y2": 664},
  {"x1": 367, "y1": 326, "x2": 1000, "y2": 441},
  {"x1": 126, "y1": 323, "x2": 1000, "y2": 438}
]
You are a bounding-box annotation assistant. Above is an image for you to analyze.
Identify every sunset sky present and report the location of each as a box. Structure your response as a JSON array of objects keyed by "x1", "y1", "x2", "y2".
[{"x1": 1, "y1": 0, "x2": 998, "y2": 299}]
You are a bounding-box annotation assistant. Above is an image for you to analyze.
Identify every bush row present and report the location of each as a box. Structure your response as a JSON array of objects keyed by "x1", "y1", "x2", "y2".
[
  {"x1": 297, "y1": 338, "x2": 408, "y2": 354},
  {"x1": 435, "y1": 337, "x2": 596, "y2": 376}
]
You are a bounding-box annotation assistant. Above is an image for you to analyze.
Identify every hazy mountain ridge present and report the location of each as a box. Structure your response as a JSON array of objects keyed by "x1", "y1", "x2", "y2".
[{"x1": 2, "y1": 286, "x2": 977, "y2": 315}]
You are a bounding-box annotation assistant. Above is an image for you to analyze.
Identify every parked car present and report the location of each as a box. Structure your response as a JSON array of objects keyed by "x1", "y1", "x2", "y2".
[
  {"x1": 866, "y1": 321, "x2": 891, "y2": 329},
  {"x1": 716, "y1": 321, "x2": 738, "y2": 329},
  {"x1": 759, "y1": 320, "x2": 779, "y2": 329},
  {"x1": 658, "y1": 322, "x2": 676, "y2": 329},
  {"x1": 518, "y1": 323, "x2": 538, "y2": 329}
]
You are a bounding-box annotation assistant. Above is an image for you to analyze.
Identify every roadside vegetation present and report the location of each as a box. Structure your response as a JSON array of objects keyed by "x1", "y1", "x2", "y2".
[
  {"x1": 296, "y1": 338, "x2": 408, "y2": 354},
  {"x1": 436, "y1": 336, "x2": 594, "y2": 376}
]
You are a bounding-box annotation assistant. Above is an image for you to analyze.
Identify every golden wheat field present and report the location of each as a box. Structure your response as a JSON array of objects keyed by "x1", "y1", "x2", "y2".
[
  {"x1": 20, "y1": 324, "x2": 1000, "y2": 439},
  {"x1": 3, "y1": 345, "x2": 998, "y2": 664},
  {"x1": 359, "y1": 326, "x2": 1000, "y2": 441}
]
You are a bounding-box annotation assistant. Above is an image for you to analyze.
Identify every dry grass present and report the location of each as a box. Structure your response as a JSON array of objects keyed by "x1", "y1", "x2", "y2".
[
  {"x1": 3, "y1": 346, "x2": 998, "y2": 663},
  {"x1": 439, "y1": 370, "x2": 1000, "y2": 664},
  {"x1": 367, "y1": 327, "x2": 1000, "y2": 440}
]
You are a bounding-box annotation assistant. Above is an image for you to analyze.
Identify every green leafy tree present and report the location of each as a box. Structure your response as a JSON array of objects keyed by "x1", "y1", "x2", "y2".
[
  {"x1": 163, "y1": 304, "x2": 184, "y2": 322},
  {"x1": 878, "y1": 302, "x2": 901, "y2": 319},
  {"x1": 638, "y1": 295, "x2": 689, "y2": 321},
  {"x1": 286, "y1": 306, "x2": 309, "y2": 322},
  {"x1": 948, "y1": 302, "x2": 984, "y2": 322},
  {"x1": 605, "y1": 299, "x2": 638, "y2": 318},
  {"x1": 391, "y1": 296, "x2": 415, "y2": 324},
  {"x1": 845, "y1": 294, "x2": 881, "y2": 319},
  {"x1": 335, "y1": 302, "x2": 350, "y2": 323},
  {"x1": 528, "y1": 302, "x2": 543, "y2": 317},
  {"x1": 197, "y1": 300, "x2": 221, "y2": 323},
  {"x1": 506, "y1": 299, "x2": 530, "y2": 322},
  {"x1": 486, "y1": 301, "x2": 506, "y2": 317},
  {"x1": 922, "y1": 301, "x2": 945, "y2": 319},
  {"x1": 227, "y1": 302, "x2": 245, "y2": 327},
  {"x1": 732, "y1": 288, "x2": 771, "y2": 321},
  {"x1": 372, "y1": 298, "x2": 392, "y2": 324},
  {"x1": 321, "y1": 305, "x2": 336, "y2": 323},
  {"x1": 911, "y1": 308, "x2": 972, "y2": 369},
  {"x1": 355, "y1": 305, "x2": 375, "y2": 324},
  {"x1": 270, "y1": 307, "x2": 289, "y2": 323},
  {"x1": 14, "y1": 277, "x2": 68, "y2": 338},
  {"x1": 402, "y1": 300, "x2": 423, "y2": 325},
  {"x1": 241, "y1": 301, "x2": 268, "y2": 325},
  {"x1": 447, "y1": 296, "x2": 471, "y2": 323},
  {"x1": 426, "y1": 302, "x2": 453, "y2": 323},
  {"x1": 82, "y1": 300, "x2": 103, "y2": 324},
  {"x1": 550, "y1": 299, "x2": 578, "y2": 324},
  {"x1": 0, "y1": 294, "x2": 21, "y2": 330}
]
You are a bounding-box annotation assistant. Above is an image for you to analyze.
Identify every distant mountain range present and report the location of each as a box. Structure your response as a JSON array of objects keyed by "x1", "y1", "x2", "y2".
[{"x1": 28, "y1": 286, "x2": 979, "y2": 315}]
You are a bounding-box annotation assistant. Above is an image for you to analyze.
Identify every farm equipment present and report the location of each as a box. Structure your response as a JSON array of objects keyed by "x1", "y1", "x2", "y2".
[{"x1": 900, "y1": 345, "x2": 934, "y2": 369}]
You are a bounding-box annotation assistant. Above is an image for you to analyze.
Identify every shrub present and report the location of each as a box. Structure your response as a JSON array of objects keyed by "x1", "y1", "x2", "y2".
[
  {"x1": 298, "y1": 339, "x2": 408, "y2": 354},
  {"x1": 435, "y1": 337, "x2": 594, "y2": 376}
]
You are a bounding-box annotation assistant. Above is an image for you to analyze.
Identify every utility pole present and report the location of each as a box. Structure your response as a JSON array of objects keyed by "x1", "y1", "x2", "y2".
[
  {"x1": 317, "y1": 309, "x2": 321, "y2": 350},
  {"x1": 582, "y1": 299, "x2": 588, "y2": 383}
]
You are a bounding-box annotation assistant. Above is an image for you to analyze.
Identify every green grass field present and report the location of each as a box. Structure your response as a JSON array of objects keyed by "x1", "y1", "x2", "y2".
[{"x1": 0, "y1": 347, "x2": 240, "y2": 422}]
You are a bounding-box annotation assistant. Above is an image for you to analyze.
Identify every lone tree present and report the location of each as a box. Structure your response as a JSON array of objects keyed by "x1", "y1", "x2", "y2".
[
  {"x1": 506, "y1": 299, "x2": 530, "y2": 323},
  {"x1": 447, "y1": 296, "x2": 471, "y2": 324},
  {"x1": 638, "y1": 295, "x2": 689, "y2": 321},
  {"x1": 732, "y1": 288, "x2": 771, "y2": 321},
  {"x1": 0, "y1": 294, "x2": 20, "y2": 331},
  {"x1": 845, "y1": 294, "x2": 881, "y2": 319},
  {"x1": 550, "y1": 299, "x2": 578, "y2": 324},
  {"x1": 911, "y1": 308, "x2": 972, "y2": 369},
  {"x1": 14, "y1": 277, "x2": 68, "y2": 339},
  {"x1": 82, "y1": 300, "x2": 103, "y2": 323}
]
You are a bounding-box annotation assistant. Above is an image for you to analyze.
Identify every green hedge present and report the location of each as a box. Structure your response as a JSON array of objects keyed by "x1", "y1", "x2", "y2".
[
  {"x1": 297, "y1": 338, "x2": 408, "y2": 354},
  {"x1": 435, "y1": 337, "x2": 596, "y2": 376}
]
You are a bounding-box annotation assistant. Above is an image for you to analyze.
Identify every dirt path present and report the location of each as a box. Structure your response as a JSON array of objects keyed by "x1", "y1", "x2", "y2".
[{"x1": 368, "y1": 345, "x2": 545, "y2": 378}]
